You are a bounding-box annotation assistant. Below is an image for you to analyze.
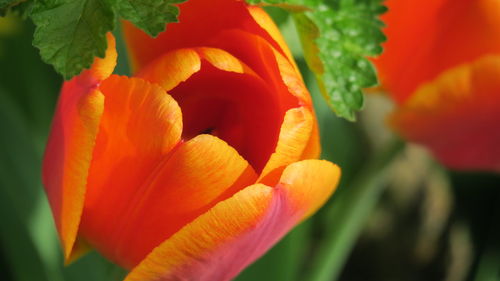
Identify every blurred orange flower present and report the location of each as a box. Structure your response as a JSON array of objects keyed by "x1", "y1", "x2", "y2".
[
  {"x1": 42, "y1": 0, "x2": 340, "y2": 280},
  {"x1": 374, "y1": 0, "x2": 500, "y2": 172}
]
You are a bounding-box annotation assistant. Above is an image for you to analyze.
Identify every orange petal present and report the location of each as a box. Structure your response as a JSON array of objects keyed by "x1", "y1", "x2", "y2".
[
  {"x1": 65, "y1": 239, "x2": 91, "y2": 265},
  {"x1": 375, "y1": 0, "x2": 500, "y2": 103},
  {"x1": 76, "y1": 32, "x2": 117, "y2": 86},
  {"x1": 247, "y1": 6, "x2": 298, "y2": 70},
  {"x1": 138, "y1": 47, "x2": 285, "y2": 172},
  {"x1": 124, "y1": 159, "x2": 339, "y2": 281},
  {"x1": 123, "y1": 184, "x2": 274, "y2": 281},
  {"x1": 300, "y1": 118, "x2": 321, "y2": 160},
  {"x1": 122, "y1": 0, "x2": 285, "y2": 72},
  {"x1": 277, "y1": 159, "x2": 341, "y2": 220},
  {"x1": 82, "y1": 132, "x2": 257, "y2": 268},
  {"x1": 42, "y1": 32, "x2": 117, "y2": 262},
  {"x1": 391, "y1": 55, "x2": 500, "y2": 172},
  {"x1": 78, "y1": 75, "x2": 183, "y2": 266},
  {"x1": 115, "y1": 135, "x2": 257, "y2": 267},
  {"x1": 141, "y1": 134, "x2": 258, "y2": 214},
  {"x1": 208, "y1": 29, "x2": 302, "y2": 110},
  {"x1": 272, "y1": 47, "x2": 312, "y2": 107},
  {"x1": 87, "y1": 32, "x2": 117, "y2": 81},
  {"x1": 196, "y1": 47, "x2": 248, "y2": 74},
  {"x1": 135, "y1": 48, "x2": 201, "y2": 91},
  {"x1": 259, "y1": 107, "x2": 314, "y2": 185},
  {"x1": 135, "y1": 47, "x2": 254, "y2": 92},
  {"x1": 42, "y1": 87, "x2": 104, "y2": 261}
]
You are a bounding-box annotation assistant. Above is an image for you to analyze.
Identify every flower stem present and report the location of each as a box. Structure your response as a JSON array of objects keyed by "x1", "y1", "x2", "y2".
[{"x1": 304, "y1": 138, "x2": 405, "y2": 281}]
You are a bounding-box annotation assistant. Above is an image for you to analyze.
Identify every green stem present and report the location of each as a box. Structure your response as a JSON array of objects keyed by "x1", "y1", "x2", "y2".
[{"x1": 304, "y1": 138, "x2": 405, "y2": 281}]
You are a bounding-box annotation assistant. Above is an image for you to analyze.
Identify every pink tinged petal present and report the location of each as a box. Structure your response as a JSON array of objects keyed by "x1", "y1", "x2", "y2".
[{"x1": 124, "y1": 160, "x2": 340, "y2": 281}]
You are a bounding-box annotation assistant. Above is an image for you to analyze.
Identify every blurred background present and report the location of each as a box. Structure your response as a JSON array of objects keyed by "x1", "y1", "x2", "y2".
[{"x1": 1, "y1": 8, "x2": 499, "y2": 281}]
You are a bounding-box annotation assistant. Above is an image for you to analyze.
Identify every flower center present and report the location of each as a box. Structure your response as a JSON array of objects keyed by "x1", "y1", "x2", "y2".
[{"x1": 168, "y1": 61, "x2": 282, "y2": 172}]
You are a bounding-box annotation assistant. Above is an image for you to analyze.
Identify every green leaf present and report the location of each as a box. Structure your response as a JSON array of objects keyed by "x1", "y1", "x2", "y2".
[
  {"x1": 246, "y1": 0, "x2": 386, "y2": 120},
  {"x1": 300, "y1": 1, "x2": 386, "y2": 120},
  {"x1": 114, "y1": 0, "x2": 184, "y2": 37},
  {"x1": 31, "y1": 0, "x2": 115, "y2": 80}
]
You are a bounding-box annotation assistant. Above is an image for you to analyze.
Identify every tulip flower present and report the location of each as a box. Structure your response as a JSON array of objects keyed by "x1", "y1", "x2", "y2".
[
  {"x1": 42, "y1": 0, "x2": 340, "y2": 280},
  {"x1": 374, "y1": 0, "x2": 500, "y2": 172}
]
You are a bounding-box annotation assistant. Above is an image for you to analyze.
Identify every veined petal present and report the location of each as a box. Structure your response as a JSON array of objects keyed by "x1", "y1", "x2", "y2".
[
  {"x1": 124, "y1": 159, "x2": 339, "y2": 281},
  {"x1": 135, "y1": 49, "x2": 201, "y2": 91},
  {"x1": 117, "y1": 135, "x2": 257, "y2": 268},
  {"x1": 135, "y1": 47, "x2": 255, "y2": 92},
  {"x1": 124, "y1": 184, "x2": 274, "y2": 281},
  {"x1": 391, "y1": 55, "x2": 500, "y2": 172},
  {"x1": 140, "y1": 134, "x2": 258, "y2": 214},
  {"x1": 277, "y1": 159, "x2": 341, "y2": 220},
  {"x1": 259, "y1": 107, "x2": 314, "y2": 185},
  {"x1": 301, "y1": 120, "x2": 321, "y2": 160},
  {"x1": 247, "y1": 6, "x2": 297, "y2": 70},
  {"x1": 196, "y1": 47, "x2": 248, "y2": 74},
  {"x1": 79, "y1": 75, "x2": 183, "y2": 266},
  {"x1": 83, "y1": 133, "x2": 257, "y2": 268},
  {"x1": 272, "y1": 47, "x2": 312, "y2": 107},
  {"x1": 42, "y1": 88, "x2": 104, "y2": 261},
  {"x1": 42, "y1": 34, "x2": 117, "y2": 261}
]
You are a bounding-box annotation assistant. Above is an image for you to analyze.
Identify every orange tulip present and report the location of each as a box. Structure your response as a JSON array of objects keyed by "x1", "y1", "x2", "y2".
[
  {"x1": 374, "y1": 0, "x2": 500, "y2": 172},
  {"x1": 42, "y1": 0, "x2": 340, "y2": 280}
]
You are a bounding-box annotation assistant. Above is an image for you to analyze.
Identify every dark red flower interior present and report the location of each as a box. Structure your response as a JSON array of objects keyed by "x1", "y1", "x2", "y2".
[{"x1": 169, "y1": 61, "x2": 283, "y2": 172}]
